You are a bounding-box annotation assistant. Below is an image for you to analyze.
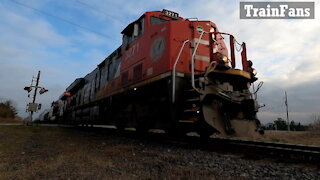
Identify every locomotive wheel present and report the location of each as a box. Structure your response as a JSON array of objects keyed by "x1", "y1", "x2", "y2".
[
  {"x1": 166, "y1": 123, "x2": 186, "y2": 137},
  {"x1": 197, "y1": 126, "x2": 213, "y2": 139},
  {"x1": 116, "y1": 118, "x2": 126, "y2": 131},
  {"x1": 136, "y1": 117, "x2": 149, "y2": 134}
]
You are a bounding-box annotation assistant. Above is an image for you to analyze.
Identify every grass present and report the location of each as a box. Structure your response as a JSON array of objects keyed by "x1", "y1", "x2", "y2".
[{"x1": 254, "y1": 130, "x2": 320, "y2": 146}]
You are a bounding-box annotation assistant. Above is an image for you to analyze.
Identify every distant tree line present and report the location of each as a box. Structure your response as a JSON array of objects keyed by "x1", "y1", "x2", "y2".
[
  {"x1": 263, "y1": 118, "x2": 307, "y2": 131},
  {"x1": 0, "y1": 100, "x2": 18, "y2": 118},
  {"x1": 309, "y1": 114, "x2": 320, "y2": 134}
]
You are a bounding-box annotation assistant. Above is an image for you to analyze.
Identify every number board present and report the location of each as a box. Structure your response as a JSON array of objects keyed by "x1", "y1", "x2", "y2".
[{"x1": 161, "y1": 9, "x2": 179, "y2": 19}]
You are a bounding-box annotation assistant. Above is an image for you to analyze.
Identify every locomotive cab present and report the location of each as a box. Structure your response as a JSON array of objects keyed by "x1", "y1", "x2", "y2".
[{"x1": 122, "y1": 15, "x2": 145, "y2": 49}]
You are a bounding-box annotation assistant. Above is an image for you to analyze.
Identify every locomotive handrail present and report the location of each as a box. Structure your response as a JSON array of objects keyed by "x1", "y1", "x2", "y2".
[
  {"x1": 191, "y1": 30, "x2": 207, "y2": 93},
  {"x1": 253, "y1": 81, "x2": 264, "y2": 100},
  {"x1": 172, "y1": 40, "x2": 190, "y2": 103}
]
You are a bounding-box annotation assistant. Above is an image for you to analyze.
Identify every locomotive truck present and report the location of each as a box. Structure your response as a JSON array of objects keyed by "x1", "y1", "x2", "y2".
[{"x1": 51, "y1": 9, "x2": 264, "y2": 137}]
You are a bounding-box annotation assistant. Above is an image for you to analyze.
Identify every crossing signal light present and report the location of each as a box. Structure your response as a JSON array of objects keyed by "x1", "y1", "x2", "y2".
[
  {"x1": 24, "y1": 86, "x2": 32, "y2": 93},
  {"x1": 39, "y1": 88, "x2": 48, "y2": 94}
]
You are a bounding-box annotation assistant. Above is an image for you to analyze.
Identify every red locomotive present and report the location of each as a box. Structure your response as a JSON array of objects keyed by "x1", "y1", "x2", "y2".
[{"x1": 52, "y1": 9, "x2": 264, "y2": 137}]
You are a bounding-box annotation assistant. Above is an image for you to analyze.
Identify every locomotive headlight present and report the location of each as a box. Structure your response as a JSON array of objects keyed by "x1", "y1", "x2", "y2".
[
  {"x1": 210, "y1": 27, "x2": 215, "y2": 40},
  {"x1": 252, "y1": 68, "x2": 257, "y2": 76},
  {"x1": 222, "y1": 56, "x2": 228, "y2": 63},
  {"x1": 219, "y1": 55, "x2": 229, "y2": 64}
]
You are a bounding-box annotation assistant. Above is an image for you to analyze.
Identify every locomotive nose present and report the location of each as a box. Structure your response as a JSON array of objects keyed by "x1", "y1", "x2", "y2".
[{"x1": 197, "y1": 67, "x2": 264, "y2": 138}]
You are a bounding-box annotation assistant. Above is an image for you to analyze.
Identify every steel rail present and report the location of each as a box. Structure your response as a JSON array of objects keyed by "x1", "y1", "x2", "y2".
[{"x1": 206, "y1": 137, "x2": 320, "y2": 162}]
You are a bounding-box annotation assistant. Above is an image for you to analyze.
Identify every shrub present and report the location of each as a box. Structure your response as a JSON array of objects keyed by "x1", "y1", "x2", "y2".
[{"x1": 0, "y1": 100, "x2": 17, "y2": 118}]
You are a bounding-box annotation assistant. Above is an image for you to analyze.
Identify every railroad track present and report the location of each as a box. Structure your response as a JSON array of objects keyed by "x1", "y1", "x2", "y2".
[
  {"x1": 48, "y1": 124, "x2": 320, "y2": 164},
  {"x1": 206, "y1": 137, "x2": 320, "y2": 163},
  {"x1": 147, "y1": 134, "x2": 320, "y2": 163}
]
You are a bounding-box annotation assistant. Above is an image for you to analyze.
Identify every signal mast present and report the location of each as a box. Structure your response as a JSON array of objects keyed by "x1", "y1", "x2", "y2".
[{"x1": 23, "y1": 71, "x2": 48, "y2": 124}]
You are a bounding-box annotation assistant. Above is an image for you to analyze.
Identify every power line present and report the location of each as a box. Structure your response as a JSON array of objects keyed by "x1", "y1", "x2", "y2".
[
  {"x1": 10, "y1": 0, "x2": 115, "y2": 40},
  {"x1": 74, "y1": 0, "x2": 126, "y2": 23}
]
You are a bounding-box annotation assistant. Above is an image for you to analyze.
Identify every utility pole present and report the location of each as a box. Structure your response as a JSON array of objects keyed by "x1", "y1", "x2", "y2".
[
  {"x1": 24, "y1": 71, "x2": 48, "y2": 125},
  {"x1": 30, "y1": 71, "x2": 40, "y2": 123},
  {"x1": 285, "y1": 91, "x2": 290, "y2": 131}
]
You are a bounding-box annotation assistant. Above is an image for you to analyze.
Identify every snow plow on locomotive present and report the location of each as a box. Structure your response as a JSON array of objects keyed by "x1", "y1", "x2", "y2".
[{"x1": 51, "y1": 10, "x2": 264, "y2": 137}]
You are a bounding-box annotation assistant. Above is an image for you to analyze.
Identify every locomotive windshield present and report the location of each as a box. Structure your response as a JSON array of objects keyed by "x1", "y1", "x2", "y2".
[{"x1": 150, "y1": 16, "x2": 168, "y2": 25}]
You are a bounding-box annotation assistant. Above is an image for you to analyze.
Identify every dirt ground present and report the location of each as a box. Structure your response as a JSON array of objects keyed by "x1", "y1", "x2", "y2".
[{"x1": 0, "y1": 126, "x2": 319, "y2": 180}]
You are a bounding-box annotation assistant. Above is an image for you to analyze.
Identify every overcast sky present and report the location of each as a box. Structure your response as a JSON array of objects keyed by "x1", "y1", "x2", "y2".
[{"x1": 0, "y1": 0, "x2": 319, "y2": 124}]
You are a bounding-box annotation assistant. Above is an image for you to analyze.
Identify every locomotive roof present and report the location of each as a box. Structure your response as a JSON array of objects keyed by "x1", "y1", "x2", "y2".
[
  {"x1": 66, "y1": 78, "x2": 84, "y2": 93},
  {"x1": 121, "y1": 10, "x2": 184, "y2": 34}
]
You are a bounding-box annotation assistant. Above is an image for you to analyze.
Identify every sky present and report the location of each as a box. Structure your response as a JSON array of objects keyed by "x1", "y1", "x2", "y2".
[{"x1": 0, "y1": 0, "x2": 319, "y2": 125}]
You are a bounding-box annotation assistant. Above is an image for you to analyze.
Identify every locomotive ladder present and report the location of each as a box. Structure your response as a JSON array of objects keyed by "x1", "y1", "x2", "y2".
[
  {"x1": 181, "y1": 30, "x2": 207, "y2": 124},
  {"x1": 173, "y1": 31, "x2": 208, "y2": 126},
  {"x1": 178, "y1": 83, "x2": 201, "y2": 124}
]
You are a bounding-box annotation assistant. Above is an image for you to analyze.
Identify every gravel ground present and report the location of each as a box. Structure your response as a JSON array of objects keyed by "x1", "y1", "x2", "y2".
[
  {"x1": 0, "y1": 126, "x2": 319, "y2": 180},
  {"x1": 113, "y1": 138, "x2": 320, "y2": 180}
]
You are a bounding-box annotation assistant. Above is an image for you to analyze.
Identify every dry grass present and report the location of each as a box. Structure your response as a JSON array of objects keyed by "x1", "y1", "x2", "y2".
[
  {"x1": 0, "y1": 117, "x2": 23, "y2": 123},
  {"x1": 0, "y1": 126, "x2": 226, "y2": 180},
  {"x1": 309, "y1": 120, "x2": 320, "y2": 136},
  {"x1": 253, "y1": 130, "x2": 320, "y2": 146}
]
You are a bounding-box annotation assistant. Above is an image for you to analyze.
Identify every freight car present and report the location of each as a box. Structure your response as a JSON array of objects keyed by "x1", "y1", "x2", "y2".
[{"x1": 51, "y1": 9, "x2": 264, "y2": 137}]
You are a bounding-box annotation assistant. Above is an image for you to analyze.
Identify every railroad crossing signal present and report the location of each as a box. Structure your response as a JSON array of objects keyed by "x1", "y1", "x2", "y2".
[
  {"x1": 24, "y1": 86, "x2": 32, "y2": 93},
  {"x1": 24, "y1": 71, "x2": 48, "y2": 124},
  {"x1": 39, "y1": 88, "x2": 48, "y2": 94}
]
